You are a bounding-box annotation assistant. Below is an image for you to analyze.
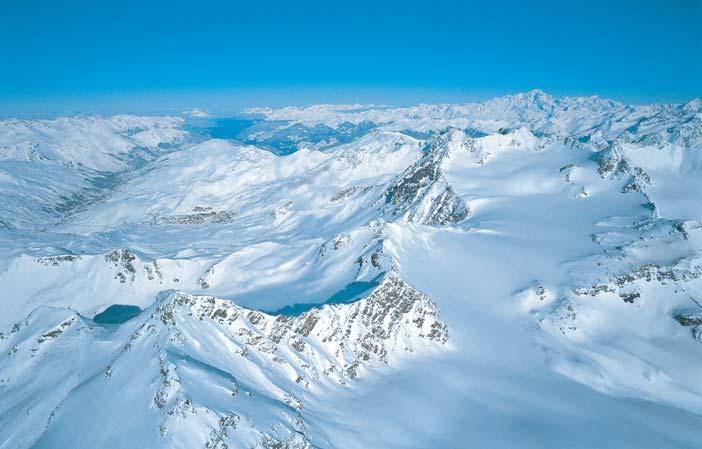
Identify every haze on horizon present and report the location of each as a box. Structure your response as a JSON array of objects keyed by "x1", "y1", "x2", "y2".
[{"x1": 3, "y1": 3, "x2": 702, "y2": 447}]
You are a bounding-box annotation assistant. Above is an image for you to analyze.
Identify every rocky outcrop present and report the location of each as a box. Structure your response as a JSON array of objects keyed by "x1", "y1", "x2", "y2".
[
  {"x1": 383, "y1": 130, "x2": 470, "y2": 226},
  {"x1": 143, "y1": 275, "x2": 448, "y2": 378},
  {"x1": 0, "y1": 275, "x2": 448, "y2": 449},
  {"x1": 105, "y1": 248, "x2": 137, "y2": 283},
  {"x1": 595, "y1": 142, "x2": 652, "y2": 194},
  {"x1": 159, "y1": 207, "x2": 236, "y2": 225},
  {"x1": 673, "y1": 311, "x2": 702, "y2": 342}
]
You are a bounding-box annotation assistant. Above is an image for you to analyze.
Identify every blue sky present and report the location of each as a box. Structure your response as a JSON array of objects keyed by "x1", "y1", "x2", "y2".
[{"x1": 1, "y1": 0, "x2": 700, "y2": 114}]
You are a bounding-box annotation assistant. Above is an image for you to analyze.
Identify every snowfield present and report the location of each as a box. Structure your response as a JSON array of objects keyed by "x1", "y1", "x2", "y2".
[{"x1": 2, "y1": 90, "x2": 702, "y2": 448}]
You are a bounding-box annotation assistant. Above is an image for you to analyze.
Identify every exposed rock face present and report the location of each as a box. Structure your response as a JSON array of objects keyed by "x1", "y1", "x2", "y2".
[
  {"x1": 148, "y1": 275, "x2": 448, "y2": 376},
  {"x1": 353, "y1": 221, "x2": 394, "y2": 281},
  {"x1": 533, "y1": 214, "x2": 702, "y2": 350},
  {"x1": 105, "y1": 248, "x2": 137, "y2": 283},
  {"x1": 35, "y1": 255, "x2": 81, "y2": 267},
  {"x1": 572, "y1": 260, "x2": 702, "y2": 302},
  {"x1": 0, "y1": 276, "x2": 448, "y2": 449},
  {"x1": 384, "y1": 131, "x2": 470, "y2": 226},
  {"x1": 329, "y1": 185, "x2": 373, "y2": 203},
  {"x1": 674, "y1": 311, "x2": 702, "y2": 342},
  {"x1": 159, "y1": 207, "x2": 236, "y2": 225},
  {"x1": 544, "y1": 258, "x2": 702, "y2": 336},
  {"x1": 595, "y1": 142, "x2": 652, "y2": 194},
  {"x1": 596, "y1": 142, "x2": 630, "y2": 178},
  {"x1": 622, "y1": 167, "x2": 651, "y2": 193}
]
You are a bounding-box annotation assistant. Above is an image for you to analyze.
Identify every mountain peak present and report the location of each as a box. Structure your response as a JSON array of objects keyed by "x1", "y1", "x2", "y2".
[
  {"x1": 4, "y1": 90, "x2": 702, "y2": 448},
  {"x1": 510, "y1": 89, "x2": 556, "y2": 108},
  {"x1": 683, "y1": 98, "x2": 702, "y2": 112}
]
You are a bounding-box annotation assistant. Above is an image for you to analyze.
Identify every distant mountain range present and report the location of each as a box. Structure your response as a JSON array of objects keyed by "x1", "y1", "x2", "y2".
[{"x1": 2, "y1": 91, "x2": 702, "y2": 448}]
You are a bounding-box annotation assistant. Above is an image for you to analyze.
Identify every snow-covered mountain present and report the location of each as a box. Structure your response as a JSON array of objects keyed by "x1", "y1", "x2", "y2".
[
  {"x1": 2, "y1": 91, "x2": 702, "y2": 448},
  {"x1": 0, "y1": 115, "x2": 188, "y2": 231}
]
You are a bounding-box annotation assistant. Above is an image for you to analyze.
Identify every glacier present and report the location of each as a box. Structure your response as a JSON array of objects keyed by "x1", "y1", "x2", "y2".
[{"x1": 1, "y1": 90, "x2": 702, "y2": 448}]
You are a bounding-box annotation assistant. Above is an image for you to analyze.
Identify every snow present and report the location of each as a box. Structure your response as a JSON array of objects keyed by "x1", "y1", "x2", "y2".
[
  {"x1": 0, "y1": 115, "x2": 186, "y2": 171},
  {"x1": 0, "y1": 115, "x2": 188, "y2": 231},
  {"x1": 2, "y1": 91, "x2": 702, "y2": 448},
  {"x1": 183, "y1": 108, "x2": 211, "y2": 118}
]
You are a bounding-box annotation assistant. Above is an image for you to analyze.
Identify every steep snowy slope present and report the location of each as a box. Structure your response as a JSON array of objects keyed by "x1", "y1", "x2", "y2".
[
  {"x1": 2, "y1": 91, "x2": 702, "y2": 448},
  {"x1": 0, "y1": 131, "x2": 426, "y2": 328},
  {"x1": 0, "y1": 116, "x2": 186, "y2": 170},
  {"x1": 0, "y1": 277, "x2": 447, "y2": 449},
  {"x1": 63, "y1": 130, "x2": 421, "y2": 233},
  {"x1": 0, "y1": 116, "x2": 188, "y2": 231}
]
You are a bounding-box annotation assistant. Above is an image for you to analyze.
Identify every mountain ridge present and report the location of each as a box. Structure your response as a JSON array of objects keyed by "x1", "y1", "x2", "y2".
[{"x1": 2, "y1": 91, "x2": 702, "y2": 448}]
